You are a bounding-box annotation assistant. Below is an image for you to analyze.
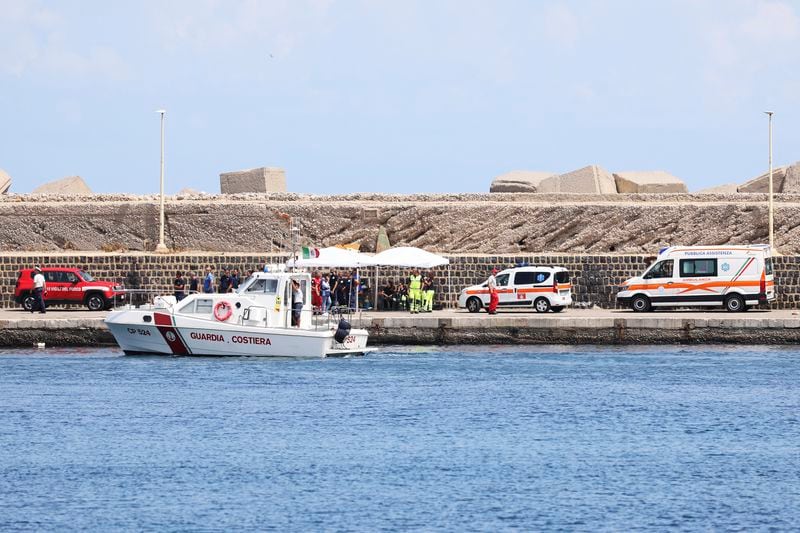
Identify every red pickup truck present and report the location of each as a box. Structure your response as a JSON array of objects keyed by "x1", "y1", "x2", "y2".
[{"x1": 14, "y1": 267, "x2": 125, "y2": 311}]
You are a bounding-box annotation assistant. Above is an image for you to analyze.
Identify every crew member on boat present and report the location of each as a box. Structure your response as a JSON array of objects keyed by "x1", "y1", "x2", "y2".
[{"x1": 291, "y1": 279, "x2": 304, "y2": 327}]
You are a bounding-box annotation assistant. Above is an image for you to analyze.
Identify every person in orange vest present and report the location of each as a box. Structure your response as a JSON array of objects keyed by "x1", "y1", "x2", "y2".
[{"x1": 487, "y1": 267, "x2": 499, "y2": 315}]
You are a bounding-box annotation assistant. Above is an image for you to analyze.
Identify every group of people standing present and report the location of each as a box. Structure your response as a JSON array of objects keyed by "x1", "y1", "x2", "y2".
[
  {"x1": 173, "y1": 266, "x2": 249, "y2": 301},
  {"x1": 377, "y1": 269, "x2": 437, "y2": 313},
  {"x1": 168, "y1": 265, "x2": 444, "y2": 315},
  {"x1": 309, "y1": 269, "x2": 363, "y2": 315}
]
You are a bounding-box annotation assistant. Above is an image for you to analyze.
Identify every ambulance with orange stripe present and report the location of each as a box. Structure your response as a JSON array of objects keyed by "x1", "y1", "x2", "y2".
[
  {"x1": 458, "y1": 266, "x2": 572, "y2": 313},
  {"x1": 617, "y1": 245, "x2": 776, "y2": 312}
]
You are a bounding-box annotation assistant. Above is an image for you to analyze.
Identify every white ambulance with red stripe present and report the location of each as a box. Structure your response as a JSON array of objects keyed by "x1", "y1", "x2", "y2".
[
  {"x1": 458, "y1": 266, "x2": 572, "y2": 313},
  {"x1": 617, "y1": 245, "x2": 776, "y2": 312}
]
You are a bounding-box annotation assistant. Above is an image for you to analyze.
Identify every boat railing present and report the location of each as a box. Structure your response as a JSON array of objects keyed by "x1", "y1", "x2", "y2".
[
  {"x1": 110, "y1": 289, "x2": 210, "y2": 309},
  {"x1": 111, "y1": 291, "x2": 367, "y2": 331},
  {"x1": 284, "y1": 306, "x2": 367, "y2": 331}
]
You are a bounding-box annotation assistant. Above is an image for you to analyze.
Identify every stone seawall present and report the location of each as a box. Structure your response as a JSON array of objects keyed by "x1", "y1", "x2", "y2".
[
  {"x1": 3, "y1": 310, "x2": 800, "y2": 348},
  {"x1": 3, "y1": 193, "x2": 800, "y2": 254},
  {"x1": 3, "y1": 253, "x2": 800, "y2": 310}
]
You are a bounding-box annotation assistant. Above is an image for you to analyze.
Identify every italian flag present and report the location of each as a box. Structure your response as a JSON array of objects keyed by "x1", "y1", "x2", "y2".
[{"x1": 302, "y1": 246, "x2": 320, "y2": 259}]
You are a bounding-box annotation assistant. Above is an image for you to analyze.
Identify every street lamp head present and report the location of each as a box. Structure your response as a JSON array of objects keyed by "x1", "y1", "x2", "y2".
[
  {"x1": 155, "y1": 109, "x2": 166, "y2": 115},
  {"x1": 764, "y1": 111, "x2": 774, "y2": 116}
]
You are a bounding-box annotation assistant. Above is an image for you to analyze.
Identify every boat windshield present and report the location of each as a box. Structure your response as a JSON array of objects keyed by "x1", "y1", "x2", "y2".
[{"x1": 240, "y1": 278, "x2": 279, "y2": 295}]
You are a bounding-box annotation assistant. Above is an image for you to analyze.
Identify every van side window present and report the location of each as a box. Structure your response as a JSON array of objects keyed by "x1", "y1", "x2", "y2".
[
  {"x1": 514, "y1": 272, "x2": 534, "y2": 285},
  {"x1": 555, "y1": 271, "x2": 570, "y2": 284},
  {"x1": 680, "y1": 258, "x2": 717, "y2": 277},
  {"x1": 514, "y1": 272, "x2": 550, "y2": 285},
  {"x1": 644, "y1": 260, "x2": 673, "y2": 279},
  {"x1": 496, "y1": 273, "x2": 510, "y2": 287}
]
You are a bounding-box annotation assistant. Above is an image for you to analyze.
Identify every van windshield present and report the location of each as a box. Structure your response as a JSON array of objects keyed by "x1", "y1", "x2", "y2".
[{"x1": 644, "y1": 260, "x2": 673, "y2": 279}]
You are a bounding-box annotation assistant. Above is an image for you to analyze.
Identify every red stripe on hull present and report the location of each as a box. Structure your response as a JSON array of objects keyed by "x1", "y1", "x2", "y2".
[{"x1": 154, "y1": 312, "x2": 189, "y2": 355}]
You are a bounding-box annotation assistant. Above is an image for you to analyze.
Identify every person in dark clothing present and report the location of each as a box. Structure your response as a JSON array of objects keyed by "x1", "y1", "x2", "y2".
[
  {"x1": 379, "y1": 281, "x2": 395, "y2": 311},
  {"x1": 329, "y1": 271, "x2": 339, "y2": 308},
  {"x1": 339, "y1": 276, "x2": 350, "y2": 307},
  {"x1": 230, "y1": 269, "x2": 240, "y2": 291},
  {"x1": 173, "y1": 271, "x2": 186, "y2": 301},
  {"x1": 396, "y1": 280, "x2": 409, "y2": 311},
  {"x1": 349, "y1": 269, "x2": 360, "y2": 309},
  {"x1": 188, "y1": 271, "x2": 199, "y2": 294},
  {"x1": 219, "y1": 268, "x2": 231, "y2": 293}
]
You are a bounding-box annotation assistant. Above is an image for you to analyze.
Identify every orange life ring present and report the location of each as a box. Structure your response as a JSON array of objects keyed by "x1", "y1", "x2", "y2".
[{"x1": 213, "y1": 300, "x2": 233, "y2": 321}]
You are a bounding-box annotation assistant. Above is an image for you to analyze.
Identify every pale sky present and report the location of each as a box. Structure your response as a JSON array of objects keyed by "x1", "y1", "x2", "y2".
[{"x1": 2, "y1": 0, "x2": 799, "y2": 194}]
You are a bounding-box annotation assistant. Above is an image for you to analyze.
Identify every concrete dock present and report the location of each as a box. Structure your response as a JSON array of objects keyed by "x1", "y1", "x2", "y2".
[{"x1": 2, "y1": 308, "x2": 800, "y2": 348}]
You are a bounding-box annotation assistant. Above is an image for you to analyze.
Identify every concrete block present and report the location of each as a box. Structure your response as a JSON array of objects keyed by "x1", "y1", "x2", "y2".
[
  {"x1": 489, "y1": 171, "x2": 556, "y2": 193},
  {"x1": 695, "y1": 183, "x2": 739, "y2": 194},
  {"x1": 0, "y1": 168, "x2": 10, "y2": 194},
  {"x1": 538, "y1": 165, "x2": 617, "y2": 194},
  {"x1": 32, "y1": 176, "x2": 92, "y2": 195},
  {"x1": 738, "y1": 166, "x2": 788, "y2": 193},
  {"x1": 613, "y1": 171, "x2": 688, "y2": 193},
  {"x1": 220, "y1": 167, "x2": 286, "y2": 194},
  {"x1": 781, "y1": 162, "x2": 800, "y2": 193}
]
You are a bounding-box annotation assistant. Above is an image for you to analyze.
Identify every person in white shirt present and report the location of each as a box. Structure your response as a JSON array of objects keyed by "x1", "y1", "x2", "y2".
[
  {"x1": 486, "y1": 267, "x2": 499, "y2": 315},
  {"x1": 32, "y1": 266, "x2": 46, "y2": 314},
  {"x1": 291, "y1": 279, "x2": 304, "y2": 327}
]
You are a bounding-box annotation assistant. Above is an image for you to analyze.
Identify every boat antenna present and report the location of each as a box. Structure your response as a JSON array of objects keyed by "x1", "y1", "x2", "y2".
[{"x1": 290, "y1": 217, "x2": 301, "y2": 272}]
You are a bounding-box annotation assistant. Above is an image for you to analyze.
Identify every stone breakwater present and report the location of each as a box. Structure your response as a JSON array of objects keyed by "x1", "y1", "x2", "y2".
[
  {"x1": 3, "y1": 192, "x2": 800, "y2": 254},
  {"x1": 3, "y1": 252, "x2": 800, "y2": 310},
  {"x1": 3, "y1": 310, "x2": 800, "y2": 347}
]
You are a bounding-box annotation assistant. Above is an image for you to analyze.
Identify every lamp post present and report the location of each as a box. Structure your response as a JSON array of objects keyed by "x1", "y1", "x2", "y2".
[
  {"x1": 764, "y1": 111, "x2": 778, "y2": 254},
  {"x1": 155, "y1": 109, "x2": 169, "y2": 253}
]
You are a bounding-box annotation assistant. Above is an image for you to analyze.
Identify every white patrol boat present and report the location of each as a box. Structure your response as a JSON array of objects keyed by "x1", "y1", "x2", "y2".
[{"x1": 105, "y1": 270, "x2": 373, "y2": 357}]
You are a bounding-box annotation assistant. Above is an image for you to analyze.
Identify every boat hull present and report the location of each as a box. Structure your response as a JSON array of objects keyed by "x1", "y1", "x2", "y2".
[{"x1": 105, "y1": 309, "x2": 371, "y2": 358}]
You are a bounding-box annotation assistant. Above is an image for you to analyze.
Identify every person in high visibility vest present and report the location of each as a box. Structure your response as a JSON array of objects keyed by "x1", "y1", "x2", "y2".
[
  {"x1": 422, "y1": 273, "x2": 435, "y2": 312},
  {"x1": 408, "y1": 269, "x2": 422, "y2": 314}
]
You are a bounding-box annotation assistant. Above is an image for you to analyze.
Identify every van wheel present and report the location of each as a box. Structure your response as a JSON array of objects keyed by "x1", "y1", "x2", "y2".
[
  {"x1": 725, "y1": 294, "x2": 745, "y2": 312},
  {"x1": 85, "y1": 293, "x2": 106, "y2": 311},
  {"x1": 631, "y1": 295, "x2": 651, "y2": 312},
  {"x1": 551, "y1": 306, "x2": 564, "y2": 313},
  {"x1": 22, "y1": 293, "x2": 35, "y2": 311},
  {"x1": 534, "y1": 297, "x2": 551, "y2": 313},
  {"x1": 466, "y1": 297, "x2": 482, "y2": 313}
]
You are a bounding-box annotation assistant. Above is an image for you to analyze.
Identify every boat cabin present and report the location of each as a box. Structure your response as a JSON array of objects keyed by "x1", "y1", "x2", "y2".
[{"x1": 165, "y1": 271, "x2": 312, "y2": 328}]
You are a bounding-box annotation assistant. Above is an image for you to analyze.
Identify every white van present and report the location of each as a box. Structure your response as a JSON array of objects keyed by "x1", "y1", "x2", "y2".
[
  {"x1": 458, "y1": 266, "x2": 572, "y2": 313},
  {"x1": 616, "y1": 245, "x2": 776, "y2": 312}
]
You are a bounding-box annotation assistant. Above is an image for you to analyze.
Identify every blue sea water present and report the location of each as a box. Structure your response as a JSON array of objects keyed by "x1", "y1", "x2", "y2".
[{"x1": 0, "y1": 345, "x2": 798, "y2": 532}]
